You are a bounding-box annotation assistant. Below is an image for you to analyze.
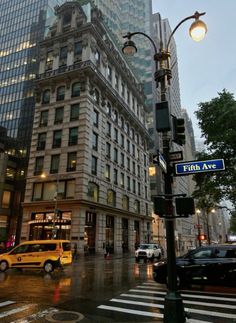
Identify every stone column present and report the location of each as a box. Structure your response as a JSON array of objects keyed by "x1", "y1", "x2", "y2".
[{"x1": 114, "y1": 216, "x2": 122, "y2": 254}]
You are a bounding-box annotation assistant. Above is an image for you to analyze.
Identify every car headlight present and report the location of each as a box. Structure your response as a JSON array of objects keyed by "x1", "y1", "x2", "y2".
[{"x1": 154, "y1": 261, "x2": 166, "y2": 267}]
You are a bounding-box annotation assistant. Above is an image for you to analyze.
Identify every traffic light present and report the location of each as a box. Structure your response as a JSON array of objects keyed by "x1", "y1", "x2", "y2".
[
  {"x1": 155, "y1": 101, "x2": 171, "y2": 132},
  {"x1": 198, "y1": 234, "x2": 206, "y2": 241},
  {"x1": 173, "y1": 116, "x2": 185, "y2": 145},
  {"x1": 175, "y1": 198, "x2": 195, "y2": 217}
]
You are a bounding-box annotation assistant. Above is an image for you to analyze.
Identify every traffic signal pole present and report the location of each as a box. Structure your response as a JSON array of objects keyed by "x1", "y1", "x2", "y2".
[{"x1": 160, "y1": 76, "x2": 186, "y2": 323}]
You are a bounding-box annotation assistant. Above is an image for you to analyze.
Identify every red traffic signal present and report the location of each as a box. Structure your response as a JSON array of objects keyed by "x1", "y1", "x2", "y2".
[{"x1": 198, "y1": 234, "x2": 206, "y2": 241}]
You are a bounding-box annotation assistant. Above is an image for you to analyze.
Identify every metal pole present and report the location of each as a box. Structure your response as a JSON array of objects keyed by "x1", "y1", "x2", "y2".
[
  {"x1": 197, "y1": 211, "x2": 202, "y2": 247},
  {"x1": 52, "y1": 173, "x2": 59, "y2": 239},
  {"x1": 206, "y1": 210, "x2": 211, "y2": 245}
]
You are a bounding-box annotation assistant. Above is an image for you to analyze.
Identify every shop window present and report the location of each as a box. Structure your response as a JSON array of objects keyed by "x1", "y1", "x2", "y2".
[{"x1": 2, "y1": 191, "x2": 11, "y2": 208}]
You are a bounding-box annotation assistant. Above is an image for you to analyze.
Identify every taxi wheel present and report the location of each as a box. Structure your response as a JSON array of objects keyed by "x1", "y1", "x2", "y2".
[
  {"x1": 0, "y1": 260, "x2": 9, "y2": 272},
  {"x1": 44, "y1": 261, "x2": 54, "y2": 273}
]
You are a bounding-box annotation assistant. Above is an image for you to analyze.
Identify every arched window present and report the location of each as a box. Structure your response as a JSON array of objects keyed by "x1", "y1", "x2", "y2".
[
  {"x1": 63, "y1": 12, "x2": 72, "y2": 25},
  {"x1": 42, "y1": 89, "x2": 50, "y2": 104},
  {"x1": 56, "y1": 86, "x2": 65, "y2": 101},
  {"x1": 107, "y1": 189, "x2": 116, "y2": 206},
  {"x1": 87, "y1": 182, "x2": 99, "y2": 202},
  {"x1": 71, "y1": 82, "x2": 80, "y2": 97},
  {"x1": 122, "y1": 195, "x2": 129, "y2": 211}
]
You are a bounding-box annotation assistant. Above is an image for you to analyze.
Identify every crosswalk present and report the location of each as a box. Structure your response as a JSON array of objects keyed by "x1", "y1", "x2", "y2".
[
  {"x1": 0, "y1": 300, "x2": 58, "y2": 323},
  {"x1": 97, "y1": 281, "x2": 236, "y2": 322}
]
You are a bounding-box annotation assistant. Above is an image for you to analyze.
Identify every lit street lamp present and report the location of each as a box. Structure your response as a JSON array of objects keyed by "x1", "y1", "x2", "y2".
[
  {"x1": 122, "y1": 11, "x2": 207, "y2": 323},
  {"x1": 41, "y1": 172, "x2": 60, "y2": 239}
]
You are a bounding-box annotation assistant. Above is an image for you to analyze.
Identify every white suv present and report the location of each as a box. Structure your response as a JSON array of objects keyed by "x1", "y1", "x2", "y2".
[{"x1": 135, "y1": 243, "x2": 162, "y2": 262}]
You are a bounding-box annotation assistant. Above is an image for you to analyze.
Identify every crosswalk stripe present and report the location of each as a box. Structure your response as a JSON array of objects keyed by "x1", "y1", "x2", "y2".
[
  {"x1": 123, "y1": 292, "x2": 236, "y2": 310},
  {"x1": 0, "y1": 301, "x2": 16, "y2": 307},
  {"x1": 0, "y1": 305, "x2": 32, "y2": 318},
  {"x1": 97, "y1": 305, "x2": 163, "y2": 318},
  {"x1": 111, "y1": 296, "x2": 236, "y2": 319},
  {"x1": 131, "y1": 288, "x2": 236, "y2": 302}
]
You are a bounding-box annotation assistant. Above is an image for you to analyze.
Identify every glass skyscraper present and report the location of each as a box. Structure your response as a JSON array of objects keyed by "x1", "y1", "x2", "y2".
[{"x1": 0, "y1": 0, "x2": 63, "y2": 156}]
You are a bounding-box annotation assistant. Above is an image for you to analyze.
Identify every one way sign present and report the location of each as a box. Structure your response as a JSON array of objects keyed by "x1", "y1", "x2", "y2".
[{"x1": 152, "y1": 154, "x2": 159, "y2": 164}]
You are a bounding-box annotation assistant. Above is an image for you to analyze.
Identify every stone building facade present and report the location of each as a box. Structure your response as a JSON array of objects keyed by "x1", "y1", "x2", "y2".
[{"x1": 21, "y1": 2, "x2": 152, "y2": 255}]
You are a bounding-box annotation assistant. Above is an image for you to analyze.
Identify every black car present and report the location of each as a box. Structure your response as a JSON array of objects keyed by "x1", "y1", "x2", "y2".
[{"x1": 153, "y1": 245, "x2": 236, "y2": 288}]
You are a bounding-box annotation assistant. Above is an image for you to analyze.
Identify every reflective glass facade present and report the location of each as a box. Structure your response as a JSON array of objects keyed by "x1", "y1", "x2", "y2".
[{"x1": 0, "y1": 0, "x2": 63, "y2": 156}]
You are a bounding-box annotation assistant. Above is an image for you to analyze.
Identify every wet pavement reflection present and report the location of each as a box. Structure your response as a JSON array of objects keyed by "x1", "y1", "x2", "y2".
[{"x1": 0, "y1": 256, "x2": 154, "y2": 306}]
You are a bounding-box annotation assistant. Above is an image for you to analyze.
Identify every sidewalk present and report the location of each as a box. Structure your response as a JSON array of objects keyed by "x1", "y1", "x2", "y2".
[{"x1": 73, "y1": 252, "x2": 134, "y2": 263}]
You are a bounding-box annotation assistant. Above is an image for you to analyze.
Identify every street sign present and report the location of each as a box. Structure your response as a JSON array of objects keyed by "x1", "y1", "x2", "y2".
[
  {"x1": 169, "y1": 151, "x2": 183, "y2": 162},
  {"x1": 174, "y1": 159, "x2": 225, "y2": 176},
  {"x1": 159, "y1": 153, "x2": 167, "y2": 173},
  {"x1": 152, "y1": 154, "x2": 159, "y2": 164}
]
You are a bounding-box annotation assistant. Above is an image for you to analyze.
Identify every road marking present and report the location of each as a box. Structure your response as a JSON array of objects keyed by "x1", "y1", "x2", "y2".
[
  {"x1": 0, "y1": 301, "x2": 16, "y2": 307},
  {"x1": 97, "y1": 305, "x2": 163, "y2": 318},
  {"x1": 131, "y1": 288, "x2": 236, "y2": 302},
  {"x1": 119, "y1": 294, "x2": 236, "y2": 319},
  {"x1": 111, "y1": 298, "x2": 164, "y2": 309},
  {"x1": 0, "y1": 305, "x2": 32, "y2": 318}
]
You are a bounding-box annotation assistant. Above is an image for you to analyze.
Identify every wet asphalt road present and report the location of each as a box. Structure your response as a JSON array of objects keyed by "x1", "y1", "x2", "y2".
[
  {"x1": 0, "y1": 255, "x2": 236, "y2": 323},
  {"x1": 0, "y1": 255, "x2": 159, "y2": 322}
]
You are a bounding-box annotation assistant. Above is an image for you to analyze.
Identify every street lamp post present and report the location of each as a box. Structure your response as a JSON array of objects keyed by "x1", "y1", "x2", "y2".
[
  {"x1": 41, "y1": 172, "x2": 60, "y2": 239},
  {"x1": 196, "y1": 209, "x2": 202, "y2": 247},
  {"x1": 122, "y1": 11, "x2": 207, "y2": 323},
  {"x1": 52, "y1": 173, "x2": 60, "y2": 239}
]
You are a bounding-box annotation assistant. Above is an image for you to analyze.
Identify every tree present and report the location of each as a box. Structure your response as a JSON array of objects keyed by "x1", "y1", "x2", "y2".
[
  {"x1": 229, "y1": 211, "x2": 236, "y2": 234},
  {"x1": 194, "y1": 90, "x2": 236, "y2": 206}
]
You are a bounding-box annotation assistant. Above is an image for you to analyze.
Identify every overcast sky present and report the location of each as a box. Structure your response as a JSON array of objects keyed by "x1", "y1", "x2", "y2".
[{"x1": 152, "y1": 0, "x2": 236, "y2": 140}]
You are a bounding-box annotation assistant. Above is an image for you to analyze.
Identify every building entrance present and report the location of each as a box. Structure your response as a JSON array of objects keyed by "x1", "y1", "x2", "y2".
[{"x1": 29, "y1": 211, "x2": 71, "y2": 240}]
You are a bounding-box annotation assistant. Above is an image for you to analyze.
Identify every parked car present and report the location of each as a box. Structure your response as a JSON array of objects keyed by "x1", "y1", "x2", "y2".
[
  {"x1": 0, "y1": 240, "x2": 72, "y2": 273},
  {"x1": 135, "y1": 243, "x2": 162, "y2": 262},
  {"x1": 153, "y1": 244, "x2": 236, "y2": 288}
]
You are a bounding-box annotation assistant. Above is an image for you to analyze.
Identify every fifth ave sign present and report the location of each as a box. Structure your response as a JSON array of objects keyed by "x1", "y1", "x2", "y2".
[{"x1": 174, "y1": 159, "x2": 225, "y2": 176}]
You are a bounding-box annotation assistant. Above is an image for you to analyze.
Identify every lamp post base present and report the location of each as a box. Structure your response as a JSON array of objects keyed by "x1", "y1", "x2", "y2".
[{"x1": 164, "y1": 291, "x2": 186, "y2": 323}]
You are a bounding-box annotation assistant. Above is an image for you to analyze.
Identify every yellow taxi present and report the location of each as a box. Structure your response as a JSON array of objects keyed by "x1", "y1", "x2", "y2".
[{"x1": 0, "y1": 240, "x2": 72, "y2": 273}]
